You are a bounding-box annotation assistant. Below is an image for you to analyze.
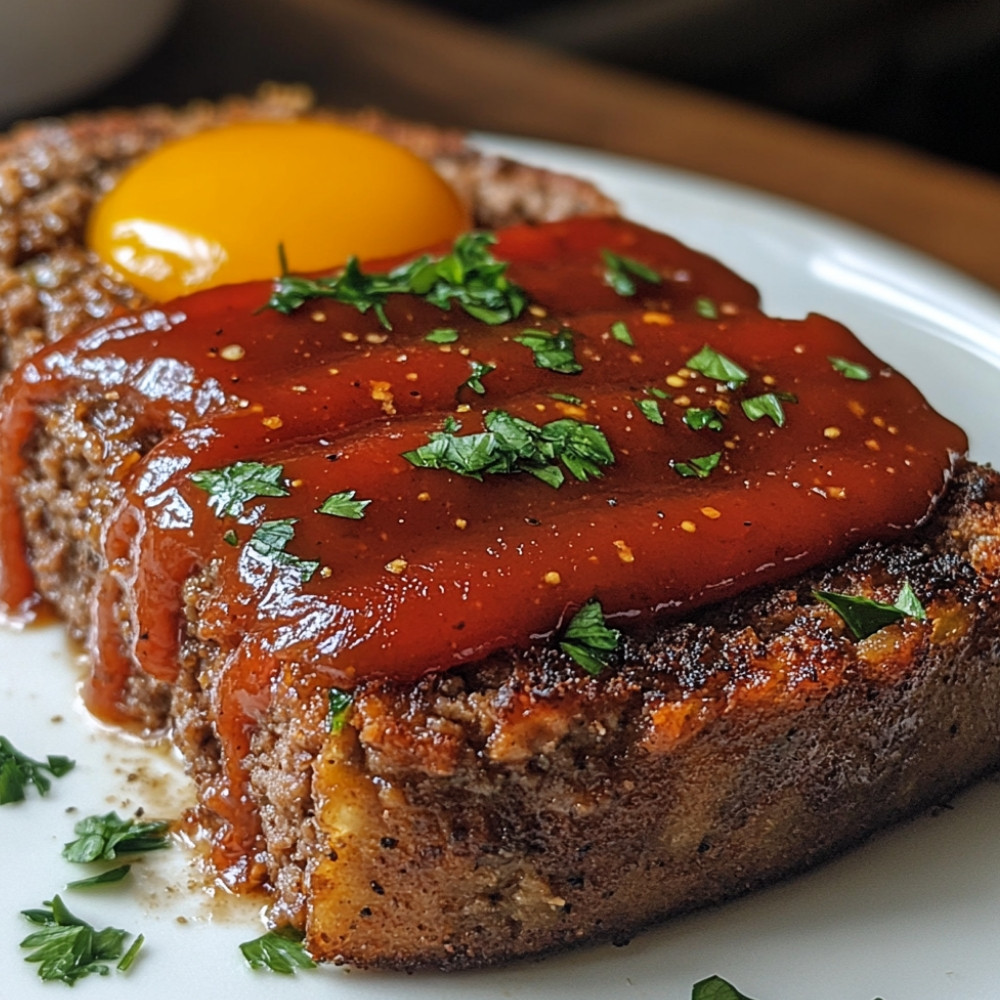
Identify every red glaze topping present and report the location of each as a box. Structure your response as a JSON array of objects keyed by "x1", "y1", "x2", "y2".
[{"x1": 0, "y1": 216, "x2": 966, "y2": 883}]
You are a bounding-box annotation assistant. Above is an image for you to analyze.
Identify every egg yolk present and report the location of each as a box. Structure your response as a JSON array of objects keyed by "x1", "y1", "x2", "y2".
[{"x1": 87, "y1": 120, "x2": 470, "y2": 301}]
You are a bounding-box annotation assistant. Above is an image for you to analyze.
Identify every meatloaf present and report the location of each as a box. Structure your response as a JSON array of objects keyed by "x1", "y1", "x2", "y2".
[{"x1": 1, "y1": 91, "x2": 999, "y2": 972}]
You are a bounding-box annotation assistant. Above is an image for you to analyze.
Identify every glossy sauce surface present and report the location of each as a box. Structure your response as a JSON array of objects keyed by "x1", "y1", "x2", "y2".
[{"x1": 0, "y1": 217, "x2": 967, "y2": 882}]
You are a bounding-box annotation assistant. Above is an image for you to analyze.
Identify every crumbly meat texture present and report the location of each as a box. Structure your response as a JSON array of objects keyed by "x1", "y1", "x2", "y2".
[
  {"x1": 3, "y1": 93, "x2": 1000, "y2": 971},
  {"x1": 187, "y1": 461, "x2": 999, "y2": 969}
]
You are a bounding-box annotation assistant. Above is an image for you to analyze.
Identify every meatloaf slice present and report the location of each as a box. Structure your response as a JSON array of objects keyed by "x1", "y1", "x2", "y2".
[
  {"x1": 215, "y1": 462, "x2": 1000, "y2": 968},
  {"x1": 1, "y1": 94, "x2": 997, "y2": 975}
]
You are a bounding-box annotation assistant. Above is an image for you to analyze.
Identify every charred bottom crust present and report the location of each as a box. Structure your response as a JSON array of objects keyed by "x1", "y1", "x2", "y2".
[{"x1": 169, "y1": 462, "x2": 1000, "y2": 969}]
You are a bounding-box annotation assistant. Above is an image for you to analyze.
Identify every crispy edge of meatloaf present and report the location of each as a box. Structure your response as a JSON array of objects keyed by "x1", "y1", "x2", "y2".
[
  {"x1": 1, "y1": 86, "x2": 616, "y2": 646},
  {"x1": 169, "y1": 461, "x2": 1000, "y2": 970}
]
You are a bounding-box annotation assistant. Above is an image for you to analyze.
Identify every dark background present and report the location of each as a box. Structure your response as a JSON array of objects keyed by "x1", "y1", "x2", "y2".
[
  {"x1": 416, "y1": 0, "x2": 1000, "y2": 176},
  {"x1": 72, "y1": 0, "x2": 1000, "y2": 180}
]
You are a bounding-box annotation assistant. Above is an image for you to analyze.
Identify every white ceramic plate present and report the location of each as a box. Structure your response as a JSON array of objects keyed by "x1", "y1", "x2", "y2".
[{"x1": 2, "y1": 138, "x2": 999, "y2": 1000}]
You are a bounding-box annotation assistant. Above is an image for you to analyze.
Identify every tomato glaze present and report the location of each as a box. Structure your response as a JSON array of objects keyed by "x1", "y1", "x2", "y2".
[{"x1": 0, "y1": 217, "x2": 966, "y2": 884}]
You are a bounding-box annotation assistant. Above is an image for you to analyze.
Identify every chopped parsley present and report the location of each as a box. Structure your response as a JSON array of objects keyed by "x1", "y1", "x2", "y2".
[
  {"x1": 691, "y1": 976, "x2": 757, "y2": 1000},
  {"x1": 317, "y1": 489, "x2": 371, "y2": 520},
  {"x1": 20, "y1": 896, "x2": 142, "y2": 984},
  {"x1": 560, "y1": 599, "x2": 621, "y2": 676},
  {"x1": 248, "y1": 519, "x2": 320, "y2": 583},
  {"x1": 694, "y1": 296, "x2": 719, "y2": 320},
  {"x1": 741, "y1": 392, "x2": 788, "y2": 428},
  {"x1": 240, "y1": 928, "x2": 317, "y2": 975},
  {"x1": 62, "y1": 811, "x2": 171, "y2": 863},
  {"x1": 461, "y1": 359, "x2": 496, "y2": 395},
  {"x1": 684, "y1": 406, "x2": 724, "y2": 431},
  {"x1": 0, "y1": 736, "x2": 74, "y2": 805},
  {"x1": 267, "y1": 232, "x2": 527, "y2": 330},
  {"x1": 813, "y1": 581, "x2": 926, "y2": 640},
  {"x1": 327, "y1": 689, "x2": 353, "y2": 733},
  {"x1": 402, "y1": 409, "x2": 614, "y2": 490},
  {"x1": 549, "y1": 392, "x2": 583, "y2": 405},
  {"x1": 514, "y1": 327, "x2": 583, "y2": 375},
  {"x1": 190, "y1": 460, "x2": 289, "y2": 518},
  {"x1": 636, "y1": 397, "x2": 664, "y2": 425},
  {"x1": 601, "y1": 249, "x2": 662, "y2": 297},
  {"x1": 671, "y1": 452, "x2": 722, "y2": 479},
  {"x1": 66, "y1": 865, "x2": 132, "y2": 890},
  {"x1": 685, "y1": 345, "x2": 748, "y2": 387},
  {"x1": 425, "y1": 327, "x2": 459, "y2": 344},
  {"x1": 610, "y1": 319, "x2": 634, "y2": 345},
  {"x1": 829, "y1": 355, "x2": 872, "y2": 381}
]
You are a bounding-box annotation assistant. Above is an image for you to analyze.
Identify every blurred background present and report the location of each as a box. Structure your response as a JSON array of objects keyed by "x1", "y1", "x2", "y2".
[
  {"x1": 417, "y1": 0, "x2": 1000, "y2": 175},
  {"x1": 1, "y1": 0, "x2": 997, "y2": 181},
  {"x1": 0, "y1": 0, "x2": 1000, "y2": 173}
]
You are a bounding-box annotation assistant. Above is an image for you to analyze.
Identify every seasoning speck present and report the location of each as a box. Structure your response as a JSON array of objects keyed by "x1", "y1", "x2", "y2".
[{"x1": 613, "y1": 539, "x2": 635, "y2": 563}]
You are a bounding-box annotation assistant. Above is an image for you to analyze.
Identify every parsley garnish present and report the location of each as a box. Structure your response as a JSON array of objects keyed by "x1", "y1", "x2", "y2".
[
  {"x1": 66, "y1": 865, "x2": 132, "y2": 890},
  {"x1": 741, "y1": 392, "x2": 788, "y2": 427},
  {"x1": 461, "y1": 359, "x2": 496, "y2": 395},
  {"x1": 636, "y1": 397, "x2": 664, "y2": 425},
  {"x1": 560, "y1": 599, "x2": 621, "y2": 676},
  {"x1": 601, "y1": 249, "x2": 662, "y2": 296},
  {"x1": 829, "y1": 355, "x2": 872, "y2": 381},
  {"x1": 0, "y1": 737, "x2": 74, "y2": 805},
  {"x1": 117, "y1": 934, "x2": 145, "y2": 973},
  {"x1": 248, "y1": 519, "x2": 320, "y2": 582},
  {"x1": 240, "y1": 928, "x2": 317, "y2": 975},
  {"x1": 686, "y1": 345, "x2": 749, "y2": 387},
  {"x1": 813, "y1": 581, "x2": 926, "y2": 640},
  {"x1": 610, "y1": 320, "x2": 634, "y2": 345},
  {"x1": 327, "y1": 689, "x2": 353, "y2": 734},
  {"x1": 426, "y1": 327, "x2": 459, "y2": 344},
  {"x1": 671, "y1": 452, "x2": 722, "y2": 479},
  {"x1": 549, "y1": 392, "x2": 583, "y2": 405},
  {"x1": 63, "y1": 811, "x2": 171, "y2": 863},
  {"x1": 514, "y1": 327, "x2": 583, "y2": 375},
  {"x1": 691, "y1": 975, "x2": 756, "y2": 1000},
  {"x1": 694, "y1": 296, "x2": 719, "y2": 319},
  {"x1": 317, "y1": 489, "x2": 371, "y2": 520},
  {"x1": 267, "y1": 232, "x2": 527, "y2": 330},
  {"x1": 684, "y1": 407, "x2": 724, "y2": 431},
  {"x1": 402, "y1": 410, "x2": 615, "y2": 490},
  {"x1": 20, "y1": 896, "x2": 141, "y2": 984},
  {"x1": 190, "y1": 460, "x2": 289, "y2": 518}
]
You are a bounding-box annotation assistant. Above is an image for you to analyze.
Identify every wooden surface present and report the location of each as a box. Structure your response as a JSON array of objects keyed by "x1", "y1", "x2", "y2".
[{"x1": 91, "y1": 0, "x2": 1000, "y2": 293}]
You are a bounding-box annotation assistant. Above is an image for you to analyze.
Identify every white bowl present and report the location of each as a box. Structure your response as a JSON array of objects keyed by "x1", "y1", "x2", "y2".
[{"x1": 0, "y1": 0, "x2": 182, "y2": 121}]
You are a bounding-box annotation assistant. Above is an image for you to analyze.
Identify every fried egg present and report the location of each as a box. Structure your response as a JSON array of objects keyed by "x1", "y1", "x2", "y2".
[{"x1": 87, "y1": 119, "x2": 469, "y2": 301}]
